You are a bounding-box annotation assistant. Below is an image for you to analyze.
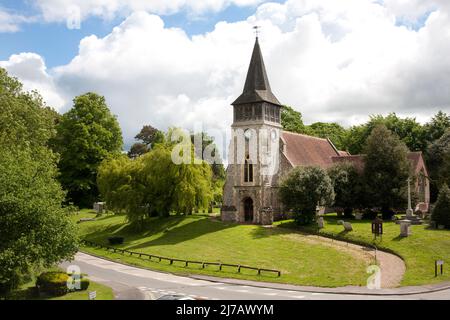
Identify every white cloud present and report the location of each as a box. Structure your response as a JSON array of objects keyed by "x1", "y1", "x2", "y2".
[
  {"x1": 0, "y1": 8, "x2": 31, "y2": 32},
  {"x1": 33, "y1": 0, "x2": 264, "y2": 23},
  {"x1": 2, "y1": 0, "x2": 450, "y2": 152},
  {"x1": 0, "y1": 53, "x2": 66, "y2": 110}
]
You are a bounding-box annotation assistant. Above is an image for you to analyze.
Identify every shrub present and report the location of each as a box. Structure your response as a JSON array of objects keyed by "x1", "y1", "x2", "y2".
[
  {"x1": 362, "y1": 208, "x2": 378, "y2": 220},
  {"x1": 36, "y1": 272, "x2": 69, "y2": 297},
  {"x1": 80, "y1": 277, "x2": 90, "y2": 291},
  {"x1": 279, "y1": 166, "x2": 334, "y2": 225},
  {"x1": 431, "y1": 184, "x2": 450, "y2": 228},
  {"x1": 108, "y1": 236, "x2": 124, "y2": 245},
  {"x1": 36, "y1": 271, "x2": 91, "y2": 296},
  {"x1": 328, "y1": 162, "x2": 363, "y2": 217}
]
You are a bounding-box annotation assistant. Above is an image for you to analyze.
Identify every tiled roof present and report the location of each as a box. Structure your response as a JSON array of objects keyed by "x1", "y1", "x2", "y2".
[
  {"x1": 281, "y1": 131, "x2": 340, "y2": 168},
  {"x1": 331, "y1": 152, "x2": 427, "y2": 174},
  {"x1": 331, "y1": 155, "x2": 366, "y2": 172}
]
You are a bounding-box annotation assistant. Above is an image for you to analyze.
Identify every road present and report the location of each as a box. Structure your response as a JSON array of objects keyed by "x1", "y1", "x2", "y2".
[{"x1": 61, "y1": 252, "x2": 450, "y2": 300}]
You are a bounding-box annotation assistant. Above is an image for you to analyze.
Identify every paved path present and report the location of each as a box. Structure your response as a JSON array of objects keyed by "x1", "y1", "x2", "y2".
[{"x1": 60, "y1": 252, "x2": 449, "y2": 300}]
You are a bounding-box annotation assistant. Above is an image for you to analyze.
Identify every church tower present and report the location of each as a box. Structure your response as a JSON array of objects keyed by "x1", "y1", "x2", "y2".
[{"x1": 221, "y1": 37, "x2": 283, "y2": 225}]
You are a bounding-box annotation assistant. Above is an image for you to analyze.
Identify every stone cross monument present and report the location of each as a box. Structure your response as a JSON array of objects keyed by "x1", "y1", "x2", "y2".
[{"x1": 406, "y1": 178, "x2": 414, "y2": 219}]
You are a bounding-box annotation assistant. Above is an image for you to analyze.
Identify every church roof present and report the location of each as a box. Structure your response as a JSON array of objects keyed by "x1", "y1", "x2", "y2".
[
  {"x1": 281, "y1": 131, "x2": 341, "y2": 168},
  {"x1": 331, "y1": 152, "x2": 428, "y2": 175},
  {"x1": 232, "y1": 38, "x2": 282, "y2": 106}
]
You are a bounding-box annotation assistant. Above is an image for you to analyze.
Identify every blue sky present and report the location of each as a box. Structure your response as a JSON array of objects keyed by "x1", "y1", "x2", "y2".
[
  {"x1": 1, "y1": 0, "x2": 448, "y2": 149},
  {"x1": 0, "y1": 0, "x2": 284, "y2": 68}
]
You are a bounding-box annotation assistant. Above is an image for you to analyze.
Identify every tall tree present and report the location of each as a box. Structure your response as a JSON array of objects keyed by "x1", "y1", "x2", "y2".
[
  {"x1": 309, "y1": 122, "x2": 347, "y2": 150},
  {"x1": 424, "y1": 111, "x2": 450, "y2": 143},
  {"x1": 0, "y1": 68, "x2": 78, "y2": 293},
  {"x1": 54, "y1": 92, "x2": 123, "y2": 207},
  {"x1": 343, "y1": 113, "x2": 426, "y2": 154},
  {"x1": 128, "y1": 142, "x2": 149, "y2": 159},
  {"x1": 328, "y1": 162, "x2": 363, "y2": 216},
  {"x1": 426, "y1": 129, "x2": 450, "y2": 201},
  {"x1": 128, "y1": 125, "x2": 164, "y2": 158},
  {"x1": 98, "y1": 131, "x2": 213, "y2": 227},
  {"x1": 281, "y1": 105, "x2": 307, "y2": 134},
  {"x1": 363, "y1": 125, "x2": 411, "y2": 218},
  {"x1": 431, "y1": 184, "x2": 450, "y2": 229}
]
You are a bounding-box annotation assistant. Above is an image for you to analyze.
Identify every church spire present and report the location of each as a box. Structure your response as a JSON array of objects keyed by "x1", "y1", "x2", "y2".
[{"x1": 232, "y1": 37, "x2": 281, "y2": 106}]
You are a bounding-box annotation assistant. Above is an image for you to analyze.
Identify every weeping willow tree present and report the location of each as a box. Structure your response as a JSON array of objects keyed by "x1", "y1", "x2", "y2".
[{"x1": 97, "y1": 128, "x2": 213, "y2": 228}]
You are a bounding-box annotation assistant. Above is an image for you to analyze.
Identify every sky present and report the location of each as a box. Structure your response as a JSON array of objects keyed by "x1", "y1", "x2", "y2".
[{"x1": 1, "y1": 0, "x2": 450, "y2": 152}]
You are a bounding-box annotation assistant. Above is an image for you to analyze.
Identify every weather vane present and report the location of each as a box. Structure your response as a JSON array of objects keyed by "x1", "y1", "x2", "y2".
[{"x1": 253, "y1": 25, "x2": 261, "y2": 38}]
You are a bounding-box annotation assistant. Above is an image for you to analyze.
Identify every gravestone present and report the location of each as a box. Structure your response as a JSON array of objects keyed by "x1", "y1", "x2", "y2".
[
  {"x1": 399, "y1": 220, "x2": 411, "y2": 237},
  {"x1": 93, "y1": 202, "x2": 105, "y2": 214},
  {"x1": 355, "y1": 212, "x2": 363, "y2": 220},
  {"x1": 317, "y1": 217, "x2": 324, "y2": 229},
  {"x1": 343, "y1": 222, "x2": 353, "y2": 232}
]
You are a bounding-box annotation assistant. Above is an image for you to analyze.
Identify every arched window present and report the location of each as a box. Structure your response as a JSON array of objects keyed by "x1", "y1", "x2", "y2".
[{"x1": 244, "y1": 155, "x2": 253, "y2": 183}]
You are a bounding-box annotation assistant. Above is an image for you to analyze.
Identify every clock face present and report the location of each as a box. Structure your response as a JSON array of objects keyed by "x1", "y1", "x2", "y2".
[
  {"x1": 244, "y1": 129, "x2": 252, "y2": 140},
  {"x1": 271, "y1": 130, "x2": 278, "y2": 141}
]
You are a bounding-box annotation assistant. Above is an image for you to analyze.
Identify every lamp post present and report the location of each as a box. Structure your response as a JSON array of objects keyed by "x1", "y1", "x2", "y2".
[{"x1": 406, "y1": 178, "x2": 414, "y2": 219}]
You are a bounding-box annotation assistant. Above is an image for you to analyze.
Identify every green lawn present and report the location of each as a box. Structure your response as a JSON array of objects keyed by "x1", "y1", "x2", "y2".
[
  {"x1": 276, "y1": 215, "x2": 450, "y2": 286},
  {"x1": 73, "y1": 211, "x2": 370, "y2": 287}
]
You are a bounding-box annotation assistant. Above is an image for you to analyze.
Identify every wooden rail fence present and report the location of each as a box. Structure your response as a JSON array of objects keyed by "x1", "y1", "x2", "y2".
[{"x1": 82, "y1": 240, "x2": 281, "y2": 277}]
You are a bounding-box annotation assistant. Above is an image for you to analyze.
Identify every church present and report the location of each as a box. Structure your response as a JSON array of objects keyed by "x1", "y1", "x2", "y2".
[{"x1": 221, "y1": 37, "x2": 430, "y2": 225}]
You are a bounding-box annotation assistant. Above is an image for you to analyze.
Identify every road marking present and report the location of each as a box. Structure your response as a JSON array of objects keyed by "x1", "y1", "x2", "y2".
[
  {"x1": 292, "y1": 295, "x2": 305, "y2": 299},
  {"x1": 263, "y1": 292, "x2": 278, "y2": 296}
]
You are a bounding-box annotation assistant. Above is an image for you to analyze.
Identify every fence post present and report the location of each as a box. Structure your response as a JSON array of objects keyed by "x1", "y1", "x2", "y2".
[{"x1": 238, "y1": 265, "x2": 241, "y2": 273}]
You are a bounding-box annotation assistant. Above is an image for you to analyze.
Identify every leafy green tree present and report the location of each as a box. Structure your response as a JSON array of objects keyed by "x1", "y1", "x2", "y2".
[
  {"x1": 128, "y1": 142, "x2": 149, "y2": 159},
  {"x1": 343, "y1": 113, "x2": 426, "y2": 154},
  {"x1": 431, "y1": 184, "x2": 450, "y2": 229},
  {"x1": 309, "y1": 122, "x2": 347, "y2": 150},
  {"x1": 97, "y1": 155, "x2": 143, "y2": 215},
  {"x1": 0, "y1": 148, "x2": 79, "y2": 293},
  {"x1": 98, "y1": 131, "x2": 213, "y2": 228},
  {"x1": 0, "y1": 68, "x2": 78, "y2": 293},
  {"x1": 191, "y1": 131, "x2": 226, "y2": 180},
  {"x1": 328, "y1": 162, "x2": 363, "y2": 217},
  {"x1": 342, "y1": 124, "x2": 368, "y2": 155},
  {"x1": 279, "y1": 166, "x2": 334, "y2": 225},
  {"x1": 190, "y1": 132, "x2": 225, "y2": 209},
  {"x1": 424, "y1": 111, "x2": 450, "y2": 143},
  {"x1": 54, "y1": 93, "x2": 123, "y2": 207},
  {"x1": 128, "y1": 124, "x2": 165, "y2": 158},
  {"x1": 363, "y1": 125, "x2": 411, "y2": 218},
  {"x1": 426, "y1": 129, "x2": 450, "y2": 201},
  {"x1": 141, "y1": 144, "x2": 213, "y2": 218},
  {"x1": 135, "y1": 125, "x2": 165, "y2": 146},
  {"x1": 0, "y1": 69, "x2": 57, "y2": 149},
  {"x1": 281, "y1": 105, "x2": 307, "y2": 134}
]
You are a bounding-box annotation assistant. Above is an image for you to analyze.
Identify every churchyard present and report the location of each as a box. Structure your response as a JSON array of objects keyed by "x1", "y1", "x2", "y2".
[
  {"x1": 74, "y1": 208, "x2": 450, "y2": 288},
  {"x1": 277, "y1": 215, "x2": 450, "y2": 286}
]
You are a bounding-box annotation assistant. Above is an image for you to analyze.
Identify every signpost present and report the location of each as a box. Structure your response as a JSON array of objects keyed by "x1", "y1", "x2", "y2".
[
  {"x1": 435, "y1": 260, "x2": 444, "y2": 277},
  {"x1": 89, "y1": 291, "x2": 97, "y2": 300},
  {"x1": 372, "y1": 217, "x2": 383, "y2": 240}
]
